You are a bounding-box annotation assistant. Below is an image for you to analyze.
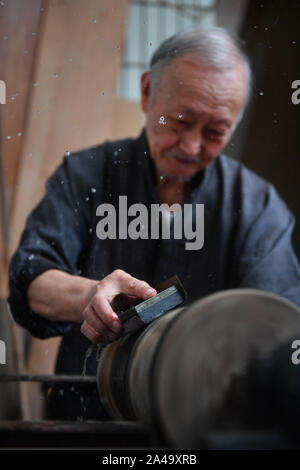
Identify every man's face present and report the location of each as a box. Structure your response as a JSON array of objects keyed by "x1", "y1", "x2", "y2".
[{"x1": 141, "y1": 57, "x2": 247, "y2": 181}]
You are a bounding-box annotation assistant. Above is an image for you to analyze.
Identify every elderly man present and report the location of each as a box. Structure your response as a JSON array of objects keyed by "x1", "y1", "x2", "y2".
[{"x1": 8, "y1": 28, "x2": 300, "y2": 419}]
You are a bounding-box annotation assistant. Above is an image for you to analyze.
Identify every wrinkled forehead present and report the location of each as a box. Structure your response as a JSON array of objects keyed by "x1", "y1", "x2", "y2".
[
  {"x1": 157, "y1": 56, "x2": 246, "y2": 99},
  {"x1": 154, "y1": 56, "x2": 247, "y2": 114}
]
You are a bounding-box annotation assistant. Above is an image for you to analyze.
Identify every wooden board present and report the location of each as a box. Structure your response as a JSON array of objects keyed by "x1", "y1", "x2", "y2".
[
  {"x1": 0, "y1": 0, "x2": 42, "y2": 212},
  {"x1": 10, "y1": 0, "x2": 129, "y2": 255},
  {"x1": 5, "y1": 0, "x2": 129, "y2": 419}
]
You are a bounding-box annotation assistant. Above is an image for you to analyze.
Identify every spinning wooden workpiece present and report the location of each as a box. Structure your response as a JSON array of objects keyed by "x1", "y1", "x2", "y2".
[{"x1": 98, "y1": 287, "x2": 300, "y2": 448}]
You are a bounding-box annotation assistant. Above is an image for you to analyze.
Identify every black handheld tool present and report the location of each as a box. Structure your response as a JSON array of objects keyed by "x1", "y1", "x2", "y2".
[{"x1": 118, "y1": 275, "x2": 187, "y2": 335}]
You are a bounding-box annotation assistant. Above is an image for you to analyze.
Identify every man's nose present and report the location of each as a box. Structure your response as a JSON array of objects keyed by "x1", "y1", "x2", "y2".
[{"x1": 178, "y1": 129, "x2": 202, "y2": 156}]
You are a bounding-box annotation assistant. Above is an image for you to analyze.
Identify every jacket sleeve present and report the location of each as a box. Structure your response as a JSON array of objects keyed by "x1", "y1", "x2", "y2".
[
  {"x1": 7, "y1": 154, "x2": 92, "y2": 339},
  {"x1": 237, "y1": 184, "x2": 300, "y2": 306}
]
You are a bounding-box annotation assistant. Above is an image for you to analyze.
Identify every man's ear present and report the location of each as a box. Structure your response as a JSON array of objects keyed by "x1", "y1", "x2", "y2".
[{"x1": 140, "y1": 71, "x2": 151, "y2": 112}]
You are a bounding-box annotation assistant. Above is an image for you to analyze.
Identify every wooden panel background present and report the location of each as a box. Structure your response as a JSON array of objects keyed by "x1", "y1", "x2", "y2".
[
  {"x1": 1, "y1": 0, "x2": 129, "y2": 419},
  {"x1": 10, "y1": 0, "x2": 129, "y2": 254},
  {"x1": 0, "y1": 0, "x2": 43, "y2": 214},
  {"x1": 0, "y1": 0, "x2": 43, "y2": 418}
]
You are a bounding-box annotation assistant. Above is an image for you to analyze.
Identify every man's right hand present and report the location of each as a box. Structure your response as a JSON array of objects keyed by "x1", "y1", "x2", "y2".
[
  {"x1": 27, "y1": 268, "x2": 156, "y2": 345},
  {"x1": 80, "y1": 269, "x2": 157, "y2": 345}
]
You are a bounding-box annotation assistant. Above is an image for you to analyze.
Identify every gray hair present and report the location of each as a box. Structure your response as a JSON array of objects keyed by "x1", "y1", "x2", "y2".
[{"x1": 149, "y1": 27, "x2": 252, "y2": 121}]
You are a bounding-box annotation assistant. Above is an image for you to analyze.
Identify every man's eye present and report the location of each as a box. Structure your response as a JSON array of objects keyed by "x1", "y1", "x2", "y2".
[{"x1": 207, "y1": 129, "x2": 225, "y2": 137}]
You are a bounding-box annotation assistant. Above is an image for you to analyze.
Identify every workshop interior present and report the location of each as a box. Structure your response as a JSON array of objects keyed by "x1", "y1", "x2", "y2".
[{"x1": 0, "y1": 0, "x2": 300, "y2": 450}]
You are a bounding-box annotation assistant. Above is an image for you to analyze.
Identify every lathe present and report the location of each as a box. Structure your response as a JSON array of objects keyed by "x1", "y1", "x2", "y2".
[{"x1": 1, "y1": 278, "x2": 300, "y2": 449}]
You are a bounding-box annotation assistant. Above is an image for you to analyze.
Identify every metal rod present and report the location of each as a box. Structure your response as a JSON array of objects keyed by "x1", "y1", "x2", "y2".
[{"x1": 0, "y1": 373, "x2": 97, "y2": 384}]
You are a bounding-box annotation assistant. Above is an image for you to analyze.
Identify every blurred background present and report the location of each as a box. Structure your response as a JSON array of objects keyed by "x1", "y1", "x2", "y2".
[{"x1": 0, "y1": 0, "x2": 299, "y2": 420}]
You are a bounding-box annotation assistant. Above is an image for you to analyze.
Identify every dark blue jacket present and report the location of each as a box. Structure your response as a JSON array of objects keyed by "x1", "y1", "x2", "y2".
[{"x1": 8, "y1": 129, "x2": 300, "y2": 419}]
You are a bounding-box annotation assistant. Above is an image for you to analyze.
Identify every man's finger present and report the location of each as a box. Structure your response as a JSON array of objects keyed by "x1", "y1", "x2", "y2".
[
  {"x1": 82, "y1": 304, "x2": 109, "y2": 335},
  {"x1": 109, "y1": 269, "x2": 157, "y2": 300},
  {"x1": 80, "y1": 321, "x2": 102, "y2": 343},
  {"x1": 91, "y1": 295, "x2": 122, "y2": 334},
  {"x1": 81, "y1": 320, "x2": 117, "y2": 344}
]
